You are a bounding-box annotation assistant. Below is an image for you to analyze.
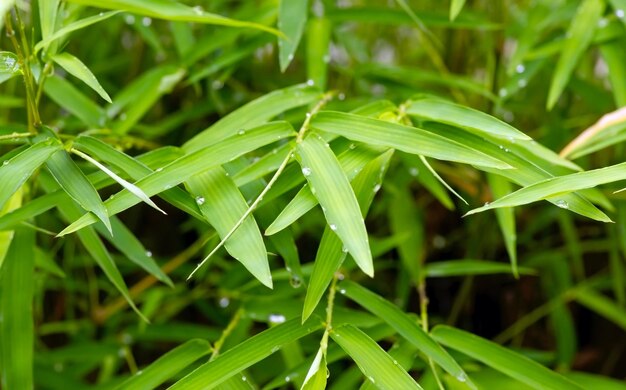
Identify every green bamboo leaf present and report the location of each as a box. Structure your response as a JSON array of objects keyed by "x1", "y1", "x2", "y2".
[
  {"x1": 424, "y1": 260, "x2": 536, "y2": 278},
  {"x1": 38, "y1": 0, "x2": 60, "y2": 41},
  {"x1": 574, "y1": 288, "x2": 626, "y2": 331},
  {"x1": 406, "y1": 98, "x2": 530, "y2": 141},
  {"x1": 169, "y1": 318, "x2": 323, "y2": 389},
  {"x1": 302, "y1": 150, "x2": 393, "y2": 322},
  {"x1": 0, "y1": 51, "x2": 22, "y2": 85},
  {"x1": 71, "y1": 148, "x2": 165, "y2": 214},
  {"x1": 45, "y1": 147, "x2": 112, "y2": 234},
  {"x1": 338, "y1": 281, "x2": 470, "y2": 384},
  {"x1": 600, "y1": 39, "x2": 626, "y2": 107},
  {"x1": 296, "y1": 132, "x2": 373, "y2": 276},
  {"x1": 310, "y1": 111, "x2": 511, "y2": 169},
  {"x1": 467, "y1": 161, "x2": 626, "y2": 219},
  {"x1": 0, "y1": 188, "x2": 21, "y2": 270},
  {"x1": 65, "y1": 0, "x2": 281, "y2": 36},
  {"x1": 0, "y1": 139, "x2": 61, "y2": 211},
  {"x1": 547, "y1": 0, "x2": 604, "y2": 109},
  {"x1": 0, "y1": 228, "x2": 35, "y2": 390},
  {"x1": 116, "y1": 339, "x2": 211, "y2": 389},
  {"x1": 43, "y1": 75, "x2": 105, "y2": 128},
  {"x1": 186, "y1": 167, "x2": 271, "y2": 288},
  {"x1": 278, "y1": 0, "x2": 308, "y2": 72},
  {"x1": 450, "y1": 0, "x2": 466, "y2": 20},
  {"x1": 266, "y1": 143, "x2": 384, "y2": 236},
  {"x1": 73, "y1": 136, "x2": 203, "y2": 221},
  {"x1": 301, "y1": 347, "x2": 327, "y2": 390},
  {"x1": 51, "y1": 53, "x2": 111, "y2": 103},
  {"x1": 34, "y1": 11, "x2": 121, "y2": 54},
  {"x1": 59, "y1": 121, "x2": 296, "y2": 235},
  {"x1": 487, "y1": 174, "x2": 518, "y2": 277},
  {"x1": 0, "y1": 192, "x2": 61, "y2": 232},
  {"x1": 431, "y1": 325, "x2": 583, "y2": 390},
  {"x1": 565, "y1": 372, "x2": 626, "y2": 390},
  {"x1": 183, "y1": 84, "x2": 320, "y2": 152},
  {"x1": 306, "y1": 17, "x2": 331, "y2": 89},
  {"x1": 330, "y1": 324, "x2": 422, "y2": 390}
]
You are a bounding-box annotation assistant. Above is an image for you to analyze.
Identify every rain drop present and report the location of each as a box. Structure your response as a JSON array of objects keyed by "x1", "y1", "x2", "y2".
[
  {"x1": 302, "y1": 167, "x2": 312, "y2": 176},
  {"x1": 342, "y1": 246, "x2": 348, "y2": 253},
  {"x1": 145, "y1": 251, "x2": 152, "y2": 257},
  {"x1": 269, "y1": 313, "x2": 286, "y2": 323},
  {"x1": 556, "y1": 200, "x2": 569, "y2": 209},
  {"x1": 339, "y1": 289, "x2": 346, "y2": 294},
  {"x1": 409, "y1": 167, "x2": 419, "y2": 177},
  {"x1": 338, "y1": 93, "x2": 346, "y2": 101},
  {"x1": 457, "y1": 373, "x2": 468, "y2": 383},
  {"x1": 306, "y1": 79, "x2": 315, "y2": 86},
  {"x1": 2, "y1": 160, "x2": 8, "y2": 166},
  {"x1": 155, "y1": 167, "x2": 163, "y2": 172},
  {"x1": 617, "y1": 9, "x2": 625, "y2": 18},
  {"x1": 349, "y1": 143, "x2": 356, "y2": 150},
  {"x1": 518, "y1": 78, "x2": 527, "y2": 88},
  {"x1": 288, "y1": 53, "x2": 294, "y2": 61},
  {"x1": 285, "y1": 376, "x2": 291, "y2": 382},
  {"x1": 212, "y1": 80, "x2": 224, "y2": 90},
  {"x1": 195, "y1": 196, "x2": 205, "y2": 205},
  {"x1": 192, "y1": 5, "x2": 204, "y2": 15},
  {"x1": 329, "y1": 224, "x2": 337, "y2": 231},
  {"x1": 141, "y1": 17, "x2": 152, "y2": 26},
  {"x1": 238, "y1": 129, "x2": 245, "y2": 135},
  {"x1": 499, "y1": 88, "x2": 508, "y2": 98},
  {"x1": 515, "y1": 64, "x2": 525, "y2": 73},
  {"x1": 290, "y1": 275, "x2": 302, "y2": 288},
  {"x1": 218, "y1": 297, "x2": 230, "y2": 308},
  {"x1": 242, "y1": 375, "x2": 247, "y2": 382}
]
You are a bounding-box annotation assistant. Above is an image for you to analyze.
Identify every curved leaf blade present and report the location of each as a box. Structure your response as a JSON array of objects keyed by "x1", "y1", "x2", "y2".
[
  {"x1": 278, "y1": 0, "x2": 308, "y2": 72},
  {"x1": 51, "y1": 53, "x2": 111, "y2": 102}
]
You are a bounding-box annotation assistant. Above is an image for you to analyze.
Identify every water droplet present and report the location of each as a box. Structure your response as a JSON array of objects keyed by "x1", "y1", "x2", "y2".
[
  {"x1": 409, "y1": 167, "x2": 419, "y2": 176},
  {"x1": 289, "y1": 276, "x2": 302, "y2": 288},
  {"x1": 457, "y1": 373, "x2": 467, "y2": 382},
  {"x1": 288, "y1": 53, "x2": 294, "y2": 61},
  {"x1": 369, "y1": 376, "x2": 376, "y2": 384},
  {"x1": 311, "y1": 187, "x2": 316, "y2": 194},
  {"x1": 504, "y1": 148, "x2": 510, "y2": 152},
  {"x1": 192, "y1": 5, "x2": 204, "y2": 15},
  {"x1": 2, "y1": 160, "x2": 9, "y2": 166},
  {"x1": 238, "y1": 129, "x2": 245, "y2": 135},
  {"x1": 373, "y1": 184, "x2": 381, "y2": 193},
  {"x1": 499, "y1": 88, "x2": 508, "y2": 98},
  {"x1": 339, "y1": 289, "x2": 346, "y2": 294},
  {"x1": 484, "y1": 201, "x2": 490, "y2": 206},
  {"x1": 598, "y1": 18, "x2": 608, "y2": 28},
  {"x1": 329, "y1": 224, "x2": 337, "y2": 231},
  {"x1": 136, "y1": 370, "x2": 143, "y2": 375},
  {"x1": 433, "y1": 235, "x2": 446, "y2": 249},
  {"x1": 155, "y1": 167, "x2": 163, "y2": 172},
  {"x1": 212, "y1": 80, "x2": 224, "y2": 90},
  {"x1": 305, "y1": 112, "x2": 312, "y2": 118},
  {"x1": 338, "y1": 93, "x2": 346, "y2": 100},
  {"x1": 515, "y1": 64, "x2": 525, "y2": 73},
  {"x1": 285, "y1": 376, "x2": 291, "y2": 382},
  {"x1": 241, "y1": 375, "x2": 247, "y2": 381},
  {"x1": 518, "y1": 78, "x2": 527, "y2": 88},
  {"x1": 393, "y1": 359, "x2": 398, "y2": 365},
  {"x1": 269, "y1": 314, "x2": 286, "y2": 324},
  {"x1": 617, "y1": 9, "x2": 625, "y2": 18},
  {"x1": 556, "y1": 199, "x2": 569, "y2": 209},
  {"x1": 342, "y1": 246, "x2": 348, "y2": 253},
  {"x1": 499, "y1": 145, "x2": 505, "y2": 150},
  {"x1": 195, "y1": 196, "x2": 205, "y2": 205},
  {"x1": 124, "y1": 14, "x2": 135, "y2": 24},
  {"x1": 141, "y1": 17, "x2": 152, "y2": 26},
  {"x1": 145, "y1": 251, "x2": 152, "y2": 257},
  {"x1": 302, "y1": 167, "x2": 312, "y2": 176},
  {"x1": 218, "y1": 297, "x2": 230, "y2": 308},
  {"x1": 306, "y1": 79, "x2": 315, "y2": 86}
]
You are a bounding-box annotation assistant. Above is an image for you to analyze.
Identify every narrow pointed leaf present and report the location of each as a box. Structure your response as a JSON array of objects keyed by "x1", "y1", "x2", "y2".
[
  {"x1": 278, "y1": 0, "x2": 308, "y2": 72},
  {"x1": 297, "y1": 133, "x2": 373, "y2": 276},
  {"x1": 0, "y1": 189, "x2": 21, "y2": 270},
  {"x1": 431, "y1": 325, "x2": 583, "y2": 390},
  {"x1": 65, "y1": 0, "x2": 281, "y2": 36},
  {"x1": 0, "y1": 228, "x2": 35, "y2": 390},
  {"x1": 184, "y1": 84, "x2": 320, "y2": 152},
  {"x1": 547, "y1": 0, "x2": 604, "y2": 109},
  {"x1": 450, "y1": 0, "x2": 466, "y2": 20},
  {"x1": 574, "y1": 288, "x2": 626, "y2": 331},
  {"x1": 34, "y1": 11, "x2": 121, "y2": 54},
  {"x1": 310, "y1": 111, "x2": 511, "y2": 169},
  {"x1": 301, "y1": 347, "x2": 327, "y2": 390},
  {"x1": 186, "y1": 167, "x2": 272, "y2": 288},
  {"x1": 306, "y1": 17, "x2": 331, "y2": 89},
  {"x1": 46, "y1": 148, "x2": 112, "y2": 234},
  {"x1": 406, "y1": 98, "x2": 530, "y2": 140},
  {"x1": 59, "y1": 122, "x2": 295, "y2": 235},
  {"x1": 330, "y1": 324, "x2": 422, "y2": 390},
  {"x1": 425, "y1": 260, "x2": 535, "y2": 277},
  {"x1": 339, "y1": 281, "x2": 470, "y2": 383},
  {"x1": 0, "y1": 139, "x2": 61, "y2": 211},
  {"x1": 116, "y1": 339, "x2": 211, "y2": 390},
  {"x1": 302, "y1": 150, "x2": 393, "y2": 321},
  {"x1": 487, "y1": 174, "x2": 518, "y2": 277},
  {"x1": 43, "y1": 75, "x2": 104, "y2": 128},
  {"x1": 169, "y1": 318, "x2": 323, "y2": 389},
  {"x1": 468, "y1": 161, "x2": 626, "y2": 218},
  {"x1": 52, "y1": 53, "x2": 111, "y2": 102}
]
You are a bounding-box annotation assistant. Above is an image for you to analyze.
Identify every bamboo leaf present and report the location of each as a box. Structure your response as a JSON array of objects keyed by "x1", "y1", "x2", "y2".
[
  {"x1": 65, "y1": 0, "x2": 281, "y2": 36},
  {"x1": 574, "y1": 288, "x2": 626, "y2": 331},
  {"x1": 330, "y1": 324, "x2": 422, "y2": 390},
  {"x1": 278, "y1": 0, "x2": 308, "y2": 72},
  {"x1": 52, "y1": 53, "x2": 111, "y2": 103},
  {"x1": 450, "y1": 0, "x2": 466, "y2": 20},
  {"x1": 310, "y1": 111, "x2": 511, "y2": 169},
  {"x1": 338, "y1": 281, "x2": 470, "y2": 384},
  {"x1": 0, "y1": 139, "x2": 61, "y2": 211},
  {"x1": 424, "y1": 260, "x2": 535, "y2": 277},
  {"x1": 547, "y1": 0, "x2": 604, "y2": 109},
  {"x1": 306, "y1": 17, "x2": 331, "y2": 89},
  {"x1": 0, "y1": 228, "x2": 35, "y2": 390},
  {"x1": 302, "y1": 150, "x2": 393, "y2": 322},
  {"x1": 406, "y1": 98, "x2": 530, "y2": 140},
  {"x1": 186, "y1": 167, "x2": 272, "y2": 288},
  {"x1": 487, "y1": 174, "x2": 518, "y2": 277},
  {"x1": 467, "y1": 161, "x2": 626, "y2": 219},
  {"x1": 0, "y1": 188, "x2": 21, "y2": 271},
  {"x1": 297, "y1": 132, "x2": 373, "y2": 276},
  {"x1": 183, "y1": 84, "x2": 320, "y2": 152},
  {"x1": 301, "y1": 347, "x2": 327, "y2": 390},
  {"x1": 116, "y1": 339, "x2": 211, "y2": 389},
  {"x1": 169, "y1": 318, "x2": 323, "y2": 389},
  {"x1": 59, "y1": 121, "x2": 295, "y2": 235},
  {"x1": 34, "y1": 11, "x2": 121, "y2": 54},
  {"x1": 431, "y1": 325, "x2": 583, "y2": 390},
  {"x1": 43, "y1": 75, "x2": 105, "y2": 128}
]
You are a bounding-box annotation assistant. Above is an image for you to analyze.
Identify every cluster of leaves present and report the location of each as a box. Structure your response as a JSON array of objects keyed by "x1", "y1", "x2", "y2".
[{"x1": 1, "y1": 0, "x2": 626, "y2": 389}]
